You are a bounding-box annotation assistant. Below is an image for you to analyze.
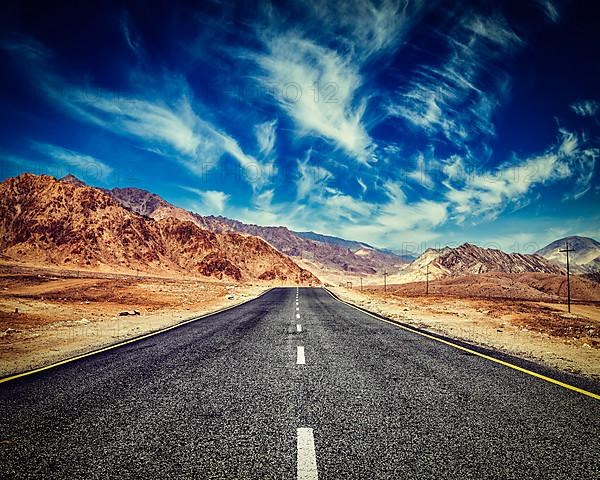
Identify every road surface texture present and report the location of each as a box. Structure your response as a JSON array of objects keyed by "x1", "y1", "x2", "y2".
[{"x1": 1, "y1": 287, "x2": 599, "y2": 479}]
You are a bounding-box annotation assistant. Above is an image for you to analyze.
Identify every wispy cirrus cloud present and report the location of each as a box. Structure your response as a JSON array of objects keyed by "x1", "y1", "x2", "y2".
[
  {"x1": 1, "y1": 142, "x2": 113, "y2": 184},
  {"x1": 29, "y1": 141, "x2": 113, "y2": 180},
  {"x1": 243, "y1": 1, "x2": 429, "y2": 164},
  {"x1": 304, "y1": 0, "x2": 427, "y2": 60},
  {"x1": 67, "y1": 80, "x2": 275, "y2": 192},
  {"x1": 296, "y1": 154, "x2": 334, "y2": 200},
  {"x1": 443, "y1": 129, "x2": 597, "y2": 222},
  {"x1": 571, "y1": 100, "x2": 599, "y2": 117},
  {"x1": 387, "y1": 11, "x2": 521, "y2": 148},
  {"x1": 1, "y1": 36, "x2": 275, "y2": 191},
  {"x1": 535, "y1": 0, "x2": 560, "y2": 23},
  {"x1": 120, "y1": 11, "x2": 142, "y2": 57},
  {"x1": 255, "y1": 119, "x2": 277, "y2": 158},
  {"x1": 181, "y1": 185, "x2": 230, "y2": 214},
  {"x1": 252, "y1": 32, "x2": 374, "y2": 162},
  {"x1": 1, "y1": 3, "x2": 596, "y2": 251}
]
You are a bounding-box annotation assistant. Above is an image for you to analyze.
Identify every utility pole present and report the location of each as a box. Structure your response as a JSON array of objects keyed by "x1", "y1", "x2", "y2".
[
  {"x1": 425, "y1": 263, "x2": 430, "y2": 295},
  {"x1": 383, "y1": 270, "x2": 388, "y2": 293},
  {"x1": 360, "y1": 277, "x2": 363, "y2": 292},
  {"x1": 560, "y1": 242, "x2": 575, "y2": 313}
]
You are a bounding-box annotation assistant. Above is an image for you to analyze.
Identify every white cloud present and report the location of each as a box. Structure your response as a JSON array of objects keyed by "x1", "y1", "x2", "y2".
[
  {"x1": 217, "y1": 131, "x2": 275, "y2": 190},
  {"x1": 255, "y1": 119, "x2": 277, "y2": 157},
  {"x1": 253, "y1": 33, "x2": 374, "y2": 162},
  {"x1": 29, "y1": 141, "x2": 113, "y2": 181},
  {"x1": 387, "y1": 12, "x2": 520, "y2": 147},
  {"x1": 570, "y1": 100, "x2": 599, "y2": 117},
  {"x1": 357, "y1": 177, "x2": 367, "y2": 193},
  {"x1": 305, "y1": 0, "x2": 427, "y2": 60},
  {"x1": 442, "y1": 155, "x2": 467, "y2": 181},
  {"x1": 535, "y1": 0, "x2": 560, "y2": 23},
  {"x1": 1, "y1": 37, "x2": 275, "y2": 191},
  {"x1": 53, "y1": 75, "x2": 273, "y2": 190},
  {"x1": 407, "y1": 153, "x2": 435, "y2": 189},
  {"x1": 444, "y1": 130, "x2": 597, "y2": 221},
  {"x1": 120, "y1": 12, "x2": 142, "y2": 56},
  {"x1": 181, "y1": 186, "x2": 230, "y2": 214},
  {"x1": 199, "y1": 190, "x2": 230, "y2": 214},
  {"x1": 1, "y1": 35, "x2": 51, "y2": 64},
  {"x1": 296, "y1": 157, "x2": 334, "y2": 200},
  {"x1": 463, "y1": 14, "x2": 522, "y2": 49},
  {"x1": 51, "y1": 77, "x2": 207, "y2": 159}
]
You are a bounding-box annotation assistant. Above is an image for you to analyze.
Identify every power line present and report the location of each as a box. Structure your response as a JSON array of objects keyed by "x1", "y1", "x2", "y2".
[{"x1": 559, "y1": 242, "x2": 575, "y2": 313}]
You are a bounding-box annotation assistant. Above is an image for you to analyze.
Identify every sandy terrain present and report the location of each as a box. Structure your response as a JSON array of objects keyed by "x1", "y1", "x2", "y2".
[
  {"x1": 331, "y1": 283, "x2": 600, "y2": 379},
  {"x1": 295, "y1": 258, "x2": 392, "y2": 287},
  {"x1": 0, "y1": 264, "x2": 267, "y2": 377}
]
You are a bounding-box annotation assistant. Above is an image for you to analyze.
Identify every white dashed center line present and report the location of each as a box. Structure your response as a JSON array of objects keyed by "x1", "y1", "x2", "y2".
[
  {"x1": 297, "y1": 346, "x2": 305, "y2": 365},
  {"x1": 297, "y1": 428, "x2": 318, "y2": 480},
  {"x1": 297, "y1": 324, "x2": 302, "y2": 332},
  {"x1": 296, "y1": 313, "x2": 300, "y2": 319}
]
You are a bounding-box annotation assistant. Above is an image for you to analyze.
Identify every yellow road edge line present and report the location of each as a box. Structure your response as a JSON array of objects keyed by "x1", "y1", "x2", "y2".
[
  {"x1": 0, "y1": 288, "x2": 274, "y2": 385},
  {"x1": 323, "y1": 287, "x2": 600, "y2": 401}
]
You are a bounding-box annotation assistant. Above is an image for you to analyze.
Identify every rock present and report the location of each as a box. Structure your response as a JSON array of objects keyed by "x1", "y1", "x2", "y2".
[
  {"x1": 14, "y1": 308, "x2": 18, "y2": 314},
  {"x1": 227, "y1": 295, "x2": 235, "y2": 300},
  {"x1": 1, "y1": 328, "x2": 20, "y2": 336}
]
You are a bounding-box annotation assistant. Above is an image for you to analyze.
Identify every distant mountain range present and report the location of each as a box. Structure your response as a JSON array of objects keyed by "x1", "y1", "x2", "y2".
[
  {"x1": 0, "y1": 174, "x2": 317, "y2": 283},
  {"x1": 292, "y1": 231, "x2": 373, "y2": 251},
  {"x1": 536, "y1": 236, "x2": 600, "y2": 273},
  {"x1": 95, "y1": 181, "x2": 600, "y2": 282},
  {"x1": 2, "y1": 174, "x2": 598, "y2": 286},
  {"x1": 107, "y1": 185, "x2": 410, "y2": 280},
  {"x1": 391, "y1": 243, "x2": 565, "y2": 284}
]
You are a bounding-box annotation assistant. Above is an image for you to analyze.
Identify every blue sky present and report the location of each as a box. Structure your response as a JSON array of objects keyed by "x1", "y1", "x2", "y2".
[{"x1": 1, "y1": 0, "x2": 599, "y2": 254}]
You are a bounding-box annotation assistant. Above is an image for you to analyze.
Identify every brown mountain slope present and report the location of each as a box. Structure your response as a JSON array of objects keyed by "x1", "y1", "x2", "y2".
[
  {"x1": 378, "y1": 272, "x2": 600, "y2": 301},
  {"x1": 0, "y1": 174, "x2": 317, "y2": 284},
  {"x1": 108, "y1": 187, "x2": 409, "y2": 277}
]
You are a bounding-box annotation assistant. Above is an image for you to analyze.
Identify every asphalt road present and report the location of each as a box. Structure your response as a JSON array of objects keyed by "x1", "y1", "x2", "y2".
[{"x1": 1, "y1": 287, "x2": 599, "y2": 479}]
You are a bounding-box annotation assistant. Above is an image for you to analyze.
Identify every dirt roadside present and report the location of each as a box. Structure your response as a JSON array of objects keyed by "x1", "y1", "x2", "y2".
[
  {"x1": 0, "y1": 268, "x2": 268, "y2": 378},
  {"x1": 330, "y1": 286, "x2": 600, "y2": 379}
]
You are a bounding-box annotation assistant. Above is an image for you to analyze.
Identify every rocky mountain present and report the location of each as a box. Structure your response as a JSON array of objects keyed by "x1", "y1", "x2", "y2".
[
  {"x1": 108, "y1": 187, "x2": 199, "y2": 224},
  {"x1": 294, "y1": 231, "x2": 415, "y2": 262},
  {"x1": 60, "y1": 174, "x2": 87, "y2": 188},
  {"x1": 536, "y1": 236, "x2": 600, "y2": 273},
  {"x1": 391, "y1": 243, "x2": 564, "y2": 283},
  {"x1": 293, "y1": 231, "x2": 372, "y2": 251},
  {"x1": 108, "y1": 187, "x2": 409, "y2": 279},
  {"x1": 0, "y1": 174, "x2": 318, "y2": 284}
]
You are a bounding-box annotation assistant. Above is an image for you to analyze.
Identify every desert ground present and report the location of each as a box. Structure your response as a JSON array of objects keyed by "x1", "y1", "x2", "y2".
[
  {"x1": 331, "y1": 272, "x2": 600, "y2": 378},
  {"x1": 0, "y1": 263, "x2": 267, "y2": 377},
  {"x1": 3, "y1": 262, "x2": 600, "y2": 380}
]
